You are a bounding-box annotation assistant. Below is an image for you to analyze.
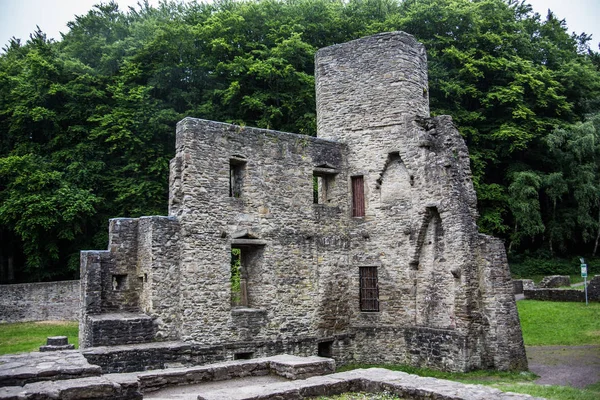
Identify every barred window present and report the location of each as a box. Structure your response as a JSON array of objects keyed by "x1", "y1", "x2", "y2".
[{"x1": 359, "y1": 267, "x2": 379, "y2": 312}]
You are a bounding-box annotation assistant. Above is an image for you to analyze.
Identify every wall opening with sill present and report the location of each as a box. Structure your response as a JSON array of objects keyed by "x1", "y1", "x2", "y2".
[
  {"x1": 313, "y1": 166, "x2": 338, "y2": 204},
  {"x1": 229, "y1": 156, "x2": 246, "y2": 198},
  {"x1": 230, "y1": 237, "x2": 266, "y2": 309}
]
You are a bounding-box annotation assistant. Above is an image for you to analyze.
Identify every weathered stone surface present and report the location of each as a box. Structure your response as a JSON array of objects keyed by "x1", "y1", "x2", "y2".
[
  {"x1": 0, "y1": 350, "x2": 101, "y2": 387},
  {"x1": 268, "y1": 355, "x2": 335, "y2": 380},
  {"x1": 79, "y1": 31, "x2": 527, "y2": 373},
  {"x1": 0, "y1": 375, "x2": 142, "y2": 400},
  {"x1": 522, "y1": 279, "x2": 535, "y2": 290},
  {"x1": 0, "y1": 280, "x2": 79, "y2": 323},
  {"x1": 538, "y1": 275, "x2": 571, "y2": 288}
]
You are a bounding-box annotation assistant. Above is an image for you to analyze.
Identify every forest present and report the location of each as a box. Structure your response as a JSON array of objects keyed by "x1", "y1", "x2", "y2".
[{"x1": 0, "y1": 0, "x2": 599, "y2": 282}]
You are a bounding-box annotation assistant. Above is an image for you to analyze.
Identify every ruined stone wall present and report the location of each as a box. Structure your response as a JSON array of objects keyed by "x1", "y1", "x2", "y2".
[
  {"x1": 315, "y1": 31, "x2": 526, "y2": 371},
  {"x1": 0, "y1": 280, "x2": 79, "y2": 323},
  {"x1": 78, "y1": 30, "x2": 527, "y2": 373},
  {"x1": 169, "y1": 118, "x2": 349, "y2": 345},
  {"x1": 137, "y1": 216, "x2": 181, "y2": 341}
]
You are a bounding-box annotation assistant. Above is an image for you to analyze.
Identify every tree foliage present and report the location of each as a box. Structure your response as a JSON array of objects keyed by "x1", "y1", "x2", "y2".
[{"x1": 0, "y1": 0, "x2": 599, "y2": 281}]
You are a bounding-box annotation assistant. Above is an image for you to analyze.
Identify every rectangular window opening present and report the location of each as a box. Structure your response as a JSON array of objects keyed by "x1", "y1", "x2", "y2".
[
  {"x1": 112, "y1": 274, "x2": 128, "y2": 291},
  {"x1": 234, "y1": 352, "x2": 254, "y2": 360},
  {"x1": 318, "y1": 341, "x2": 333, "y2": 358},
  {"x1": 229, "y1": 159, "x2": 246, "y2": 198},
  {"x1": 359, "y1": 267, "x2": 379, "y2": 312},
  {"x1": 352, "y1": 176, "x2": 365, "y2": 217},
  {"x1": 231, "y1": 248, "x2": 246, "y2": 307}
]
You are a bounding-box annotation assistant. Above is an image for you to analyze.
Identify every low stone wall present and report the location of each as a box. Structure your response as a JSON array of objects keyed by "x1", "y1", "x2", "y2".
[
  {"x1": 0, "y1": 280, "x2": 80, "y2": 323},
  {"x1": 81, "y1": 336, "x2": 347, "y2": 374},
  {"x1": 523, "y1": 289, "x2": 591, "y2": 302},
  {"x1": 513, "y1": 279, "x2": 535, "y2": 295},
  {"x1": 524, "y1": 275, "x2": 600, "y2": 302}
]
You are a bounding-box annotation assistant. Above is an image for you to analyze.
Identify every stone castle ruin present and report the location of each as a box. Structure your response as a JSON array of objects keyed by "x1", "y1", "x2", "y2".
[{"x1": 80, "y1": 32, "x2": 527, "y2": 372}]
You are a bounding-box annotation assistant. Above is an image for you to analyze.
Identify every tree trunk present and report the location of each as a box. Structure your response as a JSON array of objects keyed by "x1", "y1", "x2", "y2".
[
  {"x1": 508, "y1": 222, "x2": 518, "y2": 254},
  {"x1": 593, "y1": 210, "x2": 600, "y2": 256}
]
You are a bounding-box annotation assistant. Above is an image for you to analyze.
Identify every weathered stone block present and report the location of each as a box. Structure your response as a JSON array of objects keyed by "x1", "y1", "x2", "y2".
[{"x1": 538, "y1": 275, "x2": 571, "y2": 288}]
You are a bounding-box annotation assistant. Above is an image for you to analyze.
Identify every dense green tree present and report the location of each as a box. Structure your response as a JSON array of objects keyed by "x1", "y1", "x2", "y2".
[{"x1": 1, "y1": 0, "x2": 599, "y2": 281}]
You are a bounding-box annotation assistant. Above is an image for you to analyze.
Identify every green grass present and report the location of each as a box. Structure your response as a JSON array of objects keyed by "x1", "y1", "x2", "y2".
[
  {"x1": 0, "y1": 321, "x2": 79, "y2": 355},
  {"x1": 517, "y1": 300, "x2": 600, "y2": 345},
  {"x1": 337, "y1": 364, "x2": 537, "y2": 384},
  {"x1": 491, "y1": 383, "x2": 600, "y2": 400}
]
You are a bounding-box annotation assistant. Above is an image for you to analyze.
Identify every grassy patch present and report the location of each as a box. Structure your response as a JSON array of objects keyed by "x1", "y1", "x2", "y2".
[
  {"x1": 0, "y1": 321, "x2": 78, "y2": 355},
  {"x1": 517, "y1": 300, "x2": 600, "y2": 345},
  {"x1": 491, "y1": 382, "x2": 600, "y2": 400},
  {"x1": 334, "y1": 366, "x2": 598, "y2": 400},
  {"x1": 336, "y1": 364, "x2": 537, "y2": 384}
]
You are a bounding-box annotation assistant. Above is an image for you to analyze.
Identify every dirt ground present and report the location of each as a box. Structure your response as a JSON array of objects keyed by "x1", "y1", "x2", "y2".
[{"x1": 526, "y1": 345, "x2": 600, "y2": 388}]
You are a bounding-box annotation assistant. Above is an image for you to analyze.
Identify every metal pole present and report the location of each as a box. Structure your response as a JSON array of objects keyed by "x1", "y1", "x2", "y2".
[{"x1": 585, "y1": 276, "x2": 588, "y2": 306}]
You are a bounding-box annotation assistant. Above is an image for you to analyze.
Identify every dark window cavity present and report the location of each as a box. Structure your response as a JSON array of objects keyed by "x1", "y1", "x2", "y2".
[
  {"x1": 234, "y1": 352, "x2": 253, "y2": 360},
  {"x1": 229, "y1": 158, "x2": 246, "y2": 198},
  {"x1": 318, "y1": 341, "x2": 333, "y2": 358}
]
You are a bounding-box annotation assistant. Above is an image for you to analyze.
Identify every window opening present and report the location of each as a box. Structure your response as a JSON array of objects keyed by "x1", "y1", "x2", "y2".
[
  {"x1": 313, "y1": 175, "x2": 333, "y2": 204},
  {"x1": 234, "y1": 352, "x2": 254, "y2": 360},
  {"x1": 318, "y1": 341, "x2": 333, "y2": 358},
  {"x1": 352, "y1": 176, "x2": 365, "y2": 217},
  {"x1": 229, "y1": 158, "x2": 246, "y2": 198},
  {"x1": 112, "y1": 274, "x2": 128, "y2": 291},
  {"x1": 359, "y1": 267, "x2": 379, "y2": 312},
  {"x1": 231, "y1": 248, "x2": 246, "y2": 307}
]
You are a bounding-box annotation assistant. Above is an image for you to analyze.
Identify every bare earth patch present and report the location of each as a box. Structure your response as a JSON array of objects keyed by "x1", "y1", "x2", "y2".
[{"x1": 526, "y1": 345, "x2": 600, "y2": 388}]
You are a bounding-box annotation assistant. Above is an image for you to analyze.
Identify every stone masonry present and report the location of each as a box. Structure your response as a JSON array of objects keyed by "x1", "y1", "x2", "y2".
[
  {"x1": 0, "y1": 280, "x2": 79, "y2": 323},
  {"x1": 79, "y1": 32, "x2": 527, "y2": 372}
]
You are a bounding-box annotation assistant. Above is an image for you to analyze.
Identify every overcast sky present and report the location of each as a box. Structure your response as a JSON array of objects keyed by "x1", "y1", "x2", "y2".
[{"x1": 0, "y1": 0, "x2": 599, "y2": 51}]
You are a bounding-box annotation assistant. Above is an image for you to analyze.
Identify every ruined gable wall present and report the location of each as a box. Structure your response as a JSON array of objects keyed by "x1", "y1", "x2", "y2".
[{"x1": 169, "y1": 118, "x2": 351, "y2": 345}]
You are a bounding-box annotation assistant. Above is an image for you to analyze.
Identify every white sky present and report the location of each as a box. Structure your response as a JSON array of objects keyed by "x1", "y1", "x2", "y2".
[{"x1": 0, "y1": 0, "x2": 599, "y2": 51}]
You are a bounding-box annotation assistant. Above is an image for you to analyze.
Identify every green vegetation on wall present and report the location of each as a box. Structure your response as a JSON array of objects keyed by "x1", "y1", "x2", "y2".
[{"x1": 0, "y1": 0, "x2": 599, "y2": 282}]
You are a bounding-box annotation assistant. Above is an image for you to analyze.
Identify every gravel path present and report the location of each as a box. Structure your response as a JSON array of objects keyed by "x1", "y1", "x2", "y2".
[{"x1": 526, "y1": 345, "x2": 600, "y2": 389}]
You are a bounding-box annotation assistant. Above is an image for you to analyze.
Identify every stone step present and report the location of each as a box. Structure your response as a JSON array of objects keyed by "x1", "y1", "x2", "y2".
[
  {"x1": 84, "y1": 312, "x2": 155, "y2": 347},
  {"x1": 0, "y1": 350, "x2": 102, "y2": 387}
]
